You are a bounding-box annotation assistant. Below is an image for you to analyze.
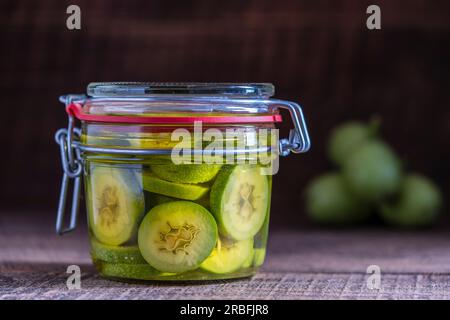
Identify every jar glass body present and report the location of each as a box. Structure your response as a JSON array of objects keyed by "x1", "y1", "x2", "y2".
[
  {"x1": 81, "y1": 119, "x2": 276, "y2": 281},
  {"x1": 56, "y1": 83, "x2": 310, "y2": 282}
]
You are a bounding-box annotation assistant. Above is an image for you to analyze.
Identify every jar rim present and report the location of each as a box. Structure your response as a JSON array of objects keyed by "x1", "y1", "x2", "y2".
[{"x1": 87, "y1": 82, "x2": 275, "y2": 98}]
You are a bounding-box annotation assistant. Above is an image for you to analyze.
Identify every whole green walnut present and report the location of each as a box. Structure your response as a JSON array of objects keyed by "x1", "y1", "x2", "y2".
[
  {"x1": 343, "y1": 141, "x2": 402, "y2": 202},
  {"x1": 380, "y1": 174, "x2": 442, "y2": 227},
  {"x1": 306, "y1": 173, "x2": 370, "y2": 225},
  {"x1": 328, "y1": 121, "x2": 375, "y2": 166}
]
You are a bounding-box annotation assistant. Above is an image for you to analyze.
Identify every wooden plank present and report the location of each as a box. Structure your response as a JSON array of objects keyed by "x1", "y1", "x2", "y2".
[
  {"x1": 2, "y1": 267, "x2": 450, "y2": 300},
  {"x1": 1, "y1": 216, "x2": 450, "y2": 299}
]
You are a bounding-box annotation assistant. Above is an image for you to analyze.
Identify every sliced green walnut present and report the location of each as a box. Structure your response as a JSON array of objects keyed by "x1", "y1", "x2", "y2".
[
  {"x1": 253, "y1": 248, "x2": 266, "y2": 267},
  {"x1": 143, "y1": 172, "x2": 209, "y2": 200},
  {"x1": 138, "y1": 201, "x2": 218, "y2": 273},
  {"x1": 86, "y1": 165, "x2": 145, "y2": 246},
  {"x1": 90, "y1": 237, "x2": 146, "y2": 264},
  {"x1": 127, "y1": 132, "x2": 178, "y2": 150},
  {"x1": 145, "y1": 192, "x2": 210, "y2": 210},
  {"x1": 210, "y1": 165, "x2": 269, "y2": 240},
  {"x1": 253, "y1": 178, "x2": 272, "y2": 248},
  {"x1": 152, "y1": 164, "x2": 222, "y2": 184},
  {"x1": 81, "y1": 134, "x2": 132, "y2": 148},
  {"x1": 201, "y1": 237, "x2": 254, "y2": 274},
  {"x1": 241, "y1": 247, "x2": 255, "y2": 268},
  {"x1": 98, "y1": 261, "x2": 160, "y2": 280}
]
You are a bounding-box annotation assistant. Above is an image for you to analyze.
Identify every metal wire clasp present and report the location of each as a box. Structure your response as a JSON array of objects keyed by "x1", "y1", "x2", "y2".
[
  {"x1": 55, "y1": 95, "x2": 85, "y2": 235},
  {"x1": 271, "y1": 99, "x2": 311, "y2": 156}
]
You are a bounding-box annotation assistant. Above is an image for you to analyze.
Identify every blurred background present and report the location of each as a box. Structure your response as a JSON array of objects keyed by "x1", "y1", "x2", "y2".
[{"x1": 0, "y1": 0, "x2": 449, "y2": 229}]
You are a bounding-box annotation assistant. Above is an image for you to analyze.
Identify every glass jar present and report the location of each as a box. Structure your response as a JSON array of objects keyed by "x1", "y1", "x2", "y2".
[{"x1": 55, "y1": 82, "x2": 310, "y2": 281}]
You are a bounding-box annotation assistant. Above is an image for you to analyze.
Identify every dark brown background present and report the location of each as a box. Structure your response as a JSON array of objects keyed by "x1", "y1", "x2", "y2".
[{"x1": 0, "y1": 0, "x2": 449, "y2": 228}]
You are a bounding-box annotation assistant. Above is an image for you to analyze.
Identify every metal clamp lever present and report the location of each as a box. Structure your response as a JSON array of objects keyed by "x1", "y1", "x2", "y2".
[
  {"x1": 271, "y1": 99, "x2": 311, "y2": 156},
  {"x1": 55, "y1": 109, "x2": 83, "y2": 234}
]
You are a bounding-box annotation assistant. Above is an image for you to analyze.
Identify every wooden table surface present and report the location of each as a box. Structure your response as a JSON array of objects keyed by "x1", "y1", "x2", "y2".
[{"x1": 1, "y1": 214, "x2": 450, "y2": 300}]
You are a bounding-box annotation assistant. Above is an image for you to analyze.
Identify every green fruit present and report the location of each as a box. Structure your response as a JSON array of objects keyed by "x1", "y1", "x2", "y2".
[
  {"x1": 201, "y1": 238, "x2": 254, "y2": 274},
  {"x1": 210, "y1": 165, "x2": 269, "y2": 240},
  {"x1": 90, "y1": 237, "x2": 146, "y2": 264},
  {"x1": 138, "y1": 201, "x2": 218, "y2": 273},
  {"x1": 380, "y1": 175, "x2": 442, "y2": 227},
  {"x1": 143, "y1": 172, "x2": 209, "y2": 200},
  {"x1": 145, "y1": 192, "x2": 210, "y2": 209},
  {"x1": 86, "y1": 165, "x2": 145, "y2": 246},
  {"x1": 306, "y1": 173, "x2": 370, "y2": 224},
  {"x1": 81, "y1": 134, "x2": 132, "y2": 147},
  {"x1": 254, "y1": 178, "x2": 272, "y2": 248},
  {"x1": 343, "y1": 141, "x2": 402, "y2": 202},
  {"x1": 152, "y1": 164, "x2": 222, "y2": 183},
  {"x1": 328, "y1": 121, "x2": 375, "y2": 166},
  {"x1": 253, "y1": 248, "x2": 266, "y2": 267},
  {"x1": 98, "y1": 261, "x2": 160, "y2": 280},
  {"x1": 242, "y1": 247, "x2": 255, "y2": 268},
  {"x1": 127, "y1": 132, "x2": 177, "y2": 150}
]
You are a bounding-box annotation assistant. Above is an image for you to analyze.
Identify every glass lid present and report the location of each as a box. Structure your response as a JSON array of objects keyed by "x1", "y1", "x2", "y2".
[
  {"x1": 87, "y1": 82, "x2": 275, "y2": 98},
  {"x1": 60, "y1": 82, "x2": 283, "y2": 124}
]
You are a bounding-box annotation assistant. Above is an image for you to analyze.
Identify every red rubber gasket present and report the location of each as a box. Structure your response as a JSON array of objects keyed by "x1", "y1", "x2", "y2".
[{"x1": 66, "y1": 103, "x2": 282, "y2": 124}]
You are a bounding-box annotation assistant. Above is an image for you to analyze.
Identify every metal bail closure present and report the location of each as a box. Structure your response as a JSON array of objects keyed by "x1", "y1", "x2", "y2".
[
  {"x1": 271, "y1": 99, "x2": 311, "y2": 156},
  {"x1": 55, "y1": 95, "x2": 85, "y2": 235}
]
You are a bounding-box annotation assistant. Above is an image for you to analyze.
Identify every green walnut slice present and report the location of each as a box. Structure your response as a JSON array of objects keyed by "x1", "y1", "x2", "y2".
[
  {"x1": 86, "y1": 165, "x2": 145, "y2": 246},
  {"x1": 90, "y1": 237, "x2": 146, "y2": 264},
  {"x1": 241, "y1": 246, "x2": 255, "y2": 268},
  {"x1": 151, "y1": 164, "x2": 222, "y2": 184},
  {"x1": 253, "y1": 248, "x2": 266, "y2": 267},
  {"x1": 201, "y1": 237, "x2": 254, "y2": 274},
  {"x1": 210, "y1": 165, "x2": 269, "y2": 240},
  {"x1": 145, "y1": 192, "x2": 210, "y2": 210},
  {"x1": 98, "y1": 262, "x2": 160, "y2": 280},
  {"x1": 143, "y1": 172, "x2": 209, "y2": 200},
  {"x1": 138, "y1": 201, "x2": 218, "y2": 273}
]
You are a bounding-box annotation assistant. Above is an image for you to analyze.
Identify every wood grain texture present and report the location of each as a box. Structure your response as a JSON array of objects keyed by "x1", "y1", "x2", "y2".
[{"x1": 1, "y1": 215, "x2": 450, "y2": 299}]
